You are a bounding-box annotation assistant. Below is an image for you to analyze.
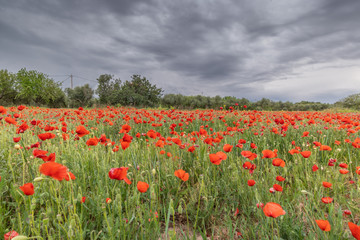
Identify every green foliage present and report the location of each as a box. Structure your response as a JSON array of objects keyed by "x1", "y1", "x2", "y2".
[
  {"x1": 65, "y1": 84, "x2": 94, "y2": 108},
  {"x1": 96, "y1": 74, "x2": 163, "y2": 107},
  {"x1": 335, "y1": 93, "x2": 360, "y2": 110},
  {"x1": 0, "y1": 69, "x2": 17, "y2": 104},
  {"x1": 95, "y1": 74, "x2": 122, "y2": 105},
  {"x1": 15, "y1": 68, "x2": 64, "y2": 105}
]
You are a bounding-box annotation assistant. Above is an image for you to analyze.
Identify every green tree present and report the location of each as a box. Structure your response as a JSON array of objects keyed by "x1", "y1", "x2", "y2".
[
  {"x1": 119, "y1": 75, "x2": 163, "y2": 107},
  {"x1": 65, "y1": 84, "x2": 94, "y2": 108},
  {"x1": 15, "y1": 68, "x2": 65, "y2": 105},
  {"x1": 335, "y1": 93, "x2": 360, "y2": 110},
  {"x1": 96, "y1": 74, "x2": 121, "y2": 105},
  {"x1": 0, "y1": 69, "x2": 17, "y2": 104}
]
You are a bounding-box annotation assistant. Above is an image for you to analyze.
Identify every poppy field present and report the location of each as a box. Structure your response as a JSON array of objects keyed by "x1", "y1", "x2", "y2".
[{"x1": 1, "y1": 105, "x2": 360, "y2": 239}]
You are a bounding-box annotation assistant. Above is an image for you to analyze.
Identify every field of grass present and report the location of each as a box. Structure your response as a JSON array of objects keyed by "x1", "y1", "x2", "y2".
[{"x1": 1, "y1": 105, "x2": 360, "y2": 239}]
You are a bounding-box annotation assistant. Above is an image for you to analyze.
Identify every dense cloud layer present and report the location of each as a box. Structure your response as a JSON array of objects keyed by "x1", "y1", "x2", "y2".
[{"x1": 1, "y1": 0, "x2": 360, "y2": 103}]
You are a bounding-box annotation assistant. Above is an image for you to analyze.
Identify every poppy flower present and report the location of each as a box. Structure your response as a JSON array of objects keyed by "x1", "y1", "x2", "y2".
[
  {"x1": 300, "y1": 151, "x2": 311, "y2": 158},
  {"x1": 13, "y1": 137, "x2": 21, "y2": 143},
  {"x1": 320, "y1": 145, "x2": 332, "y2": 151},
  {"x1": 288, "y1": 149, "x2": 300, "y2": 155},
  {"x1": 39, "y1": 162, "x2": 68, "y2": 181},
  {"x1": 339, "y1": 169, "x2": 349, "y2": 174},
  {"x1": 65, "y1": 171, "x2": 76, "y2": 181},
  {"x1": 272, "y1": 158, "x2": 285, "y2": 167},
  {"x1": 276, "y1": 176, "x2": 285, "y2": 182},
  {"x1": 241, "y1": 151, "x2": 257, "y2": 160},
  {"x1": 263, "y1": 202, "x2": 286, "y2": 218},
  {"x1": 322, "y1": 182, "x2": 332, "y2": 188},
  {"x1": 137, "y1": 181, "x2": 150, "y2": 193},
  {"x1": 313, "y1": 141, "x2": 322, "y2": 147},
  {"x1": 109, "y1": 167, "x2": 132, "y2": 184},
  {"x1": 316, "y1": 220, "x2": 331, "y2": 232},
  {"x1": 5, "y1": 117, "x2": 17, "y2": 125},
  {"x1": 19, "y1": 183, "x2": 34, "y2": 195},
  {"x1": 223, "y1": 144, "x2": 233, "y2": 152},
  {"x1": 302, "y1": 131, "x2": 309, "y2": 137},
  {"x1": 262, "y1": 149, "x2": 277, "y2": 159},
  {"x1": 348, "y1": 222, "x2": 360, "y2": 240},
  {"x1": 76, "y1": 125, "x2": 90, "y2": 137},
  {"x1": 209, "y1": 151, "x2": 227, "y2": 165},
  {"x1": 343, "y1": 210, "x2": 352, "y2": 216},
  {"x1": 321, "y1": 197, "x2": 333, "y2": 204},
  {"x1": 0, "y1": 106, "x2": 7, "y2": 115},
  {"x1": 312, "y1": 165, "x2": 319, "y2": 172},
  {"x1": 247, "y1": 179, "x2": 256, "y2": 186},
  {"x1": 339, "y1": 163, "x2": 348, "y2": 168},
  {"x1": 4, "y1": 230, "x2": 19, "y2": 240},
  {"x1": 273, "y1": 184, "x2": 283, "y2": 192},
  {"x1": 106, "y1": 198, "x2": 112, "y2": 204},
  {"x1": 120, "y1": 124, "x2": 131, "y2": 133},
  {"x1": 174, "y1": 169, "x2": 189, "y2": 182},
  {"x1": 81, "y1": 197, "x2": 86, "y2": 203},
  {"x1": 86, "y1": 137, "x2": 98, "y2": 146},
  {"x1": 187, "y1": 146, "x2": 195, "y2": 152}
]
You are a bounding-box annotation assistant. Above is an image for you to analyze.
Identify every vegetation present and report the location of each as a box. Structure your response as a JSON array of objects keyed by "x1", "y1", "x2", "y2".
[
  {"x1": 0, "y1": 68, "x2": 359, "y2": 111},
  {"x1": 1, "y1": 106, "x2": 360, "y2": 239}
]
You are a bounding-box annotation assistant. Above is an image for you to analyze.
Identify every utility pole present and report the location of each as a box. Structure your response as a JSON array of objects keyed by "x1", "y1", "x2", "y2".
[{"x1": 70, "y1": 74, "x2": 73, "y2": 89}]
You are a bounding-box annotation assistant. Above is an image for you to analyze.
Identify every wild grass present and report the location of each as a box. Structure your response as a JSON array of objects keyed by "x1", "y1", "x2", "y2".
[{"x1": 1, "y1": 107, "x2": 360, "y2": 239}]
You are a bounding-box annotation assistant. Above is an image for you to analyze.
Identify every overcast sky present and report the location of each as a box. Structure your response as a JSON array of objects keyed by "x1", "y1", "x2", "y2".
[{"x1": 1, "y1": 0, "x2": 360, "y2": 103}]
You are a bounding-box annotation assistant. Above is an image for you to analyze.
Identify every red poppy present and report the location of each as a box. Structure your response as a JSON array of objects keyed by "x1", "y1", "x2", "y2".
[
  {"x1": 174, "y1": 169, "x2": 189, "y2": 181},
  {"x1": 339, "y1": 163, "x2": 348, "y2": 168},
  {"x1": 339, "y1": 169, "x2": 349, "y2": 174},
  {"x1": 320, "y1": 145, "x2": 332, "y2": 151},
  {"x1": 272, "y1": 158, "x2": 285, "y2": 167},
  {"x1": 316, "y1": 220, "x2": 331, "y2": 232},
  {"x1": 65, "y1": 171, "x2": 76, "y2": 181},
  {"x1": 273, "y1": 184, "x2": 283, "y2": 192},
  {"x1": 348, "y1": 222, "x2": 360, "y2": 240},
  {"x1": 76, "y1": 125, "x2": 90, "y2": 137},
  {"x1": 81, "y1": 196, "x2": 86, "y2": 203},
  {"x1": 263, "y1": 202, "x2": 286, "y2": 218},
  {"x1": 321, "y1": 197, "x2": 333, "y2": 204},
  {"x1": 19, "y1": 183, "x2": 35, "y2": 195},
  {"x1": 312, "y1": 165, "x2": 319, "y2": 172},
  {"x1": 241, "y1": 151, "x2": 257, "y2": 160},
  {"x1": 0, "y1": 106, "x2": 7, "y2": 115},
  {"x1": 276, "y1": 176, "x2": 285, "y2": 182},
  {"x1": 300, "y1": 151, "x2": 311, "y2": 158},
  {"x1": 86, "y1": 137, "x2": 98, "y2": 146},
  {"x1": 120, "y1": 124, "x2": 131, "y2": 133},
  {"x1": 38, "y1": 132, "x2": 56, "y2": 141},
  {"x1": 247, "y1": 179, "x2": 256, "y2": 186},
  {"x1": 223, "y1": 144, "x2": 233, "y2": 152},
  {"x1": 209, "y1": 151, "x2": 227, "y2": 165},
  {"x1": 39, "y1": 162, "x2": 68, "y2": 181},
  {"x1": 5, "y1": 117, "x2": 17, "y2": 125},
  {"x1": 262, "y1": 149, "x2": 277, "y2": 159},
  {"x1": 322, "y1": 182, "x2": 332, "y2": 188},
  {"x1": 288, "y1": 149, "x2": 300, "y2": 155},
  {"x1": 108, "y1": 167, "x2": 132, "y2": 184},
  {"x1": 4, "y1": 230, "x2": 19, "y2": 240},
  {"x1": 13, "y1": 137, "x2": 21, "y2": 143},
  {"x1": 137, "y1": 181, "x2": 150, "y2": 193}
]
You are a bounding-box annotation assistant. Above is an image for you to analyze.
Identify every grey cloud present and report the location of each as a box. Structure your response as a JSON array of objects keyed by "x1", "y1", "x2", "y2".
[{"x1": 0, "y1": 0, "x2": 360, "y2": 103}]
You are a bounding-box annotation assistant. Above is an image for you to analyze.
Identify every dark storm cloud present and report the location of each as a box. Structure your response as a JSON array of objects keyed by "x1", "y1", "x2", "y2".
[{"x1": 1, "y1": 0, "x2": 360, "y2": 102}]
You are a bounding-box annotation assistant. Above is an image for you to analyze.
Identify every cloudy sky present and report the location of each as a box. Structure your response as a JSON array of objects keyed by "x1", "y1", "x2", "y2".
[{"x1": 1, "y1": 0, "x2": 360, "y2": 103}]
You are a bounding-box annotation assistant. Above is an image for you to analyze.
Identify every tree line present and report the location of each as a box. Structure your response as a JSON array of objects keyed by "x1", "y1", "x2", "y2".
[{"x1": 0, "y1": 68, "x2": 358, "y2": 110}]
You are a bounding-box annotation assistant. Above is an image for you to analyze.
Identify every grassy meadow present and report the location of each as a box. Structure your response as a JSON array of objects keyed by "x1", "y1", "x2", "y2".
[{"x1": 1, "y1": 105, "x2": 360, "y2": 239}]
